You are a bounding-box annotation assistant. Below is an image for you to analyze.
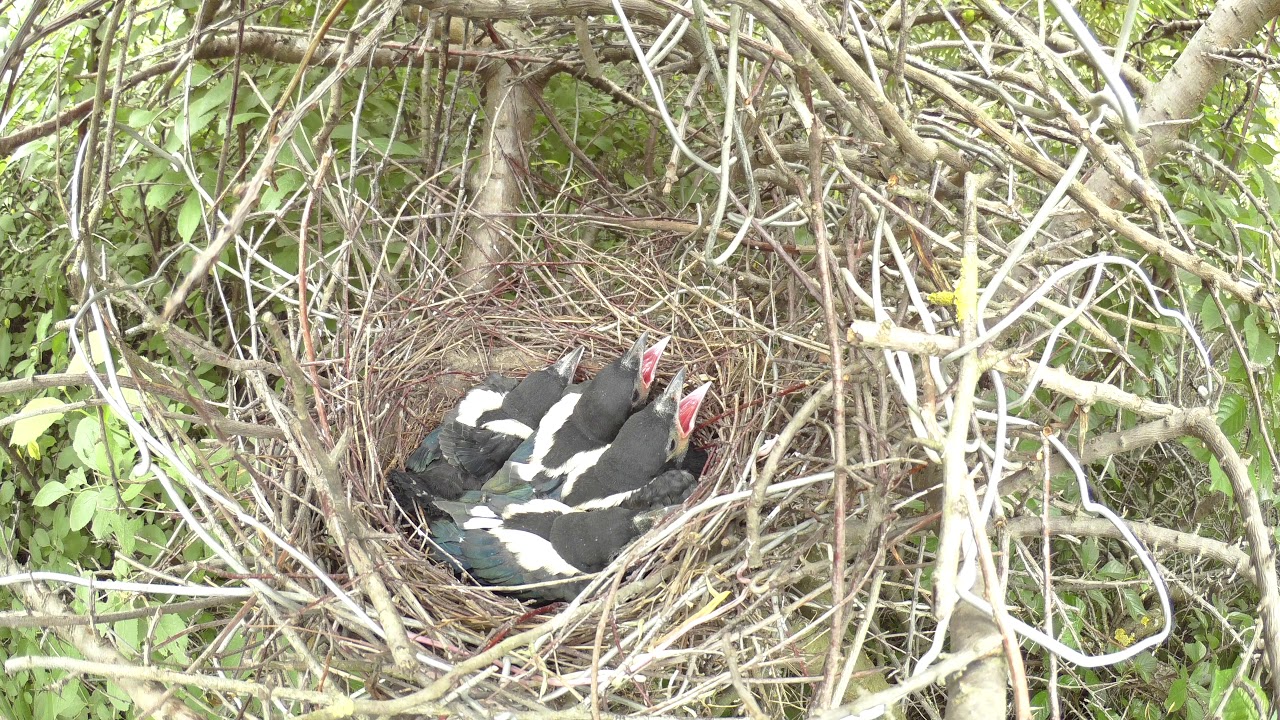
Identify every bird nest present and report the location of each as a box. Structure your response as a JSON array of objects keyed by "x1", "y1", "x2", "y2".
[
  {"x1": 89, "y1": 215, "x2": 925, "y2": 717},
  {"x1": 10, "y1": 1, "x2": 1274, "y2": 715},
  {"x1": 321, "y1": 234, "x2": 906, "y2": 714}
]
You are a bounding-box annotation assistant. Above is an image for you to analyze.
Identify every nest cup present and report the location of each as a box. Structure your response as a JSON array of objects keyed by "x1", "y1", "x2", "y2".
[{"x1": 321, "y1": 233, "x2": 851, "y2": 707}]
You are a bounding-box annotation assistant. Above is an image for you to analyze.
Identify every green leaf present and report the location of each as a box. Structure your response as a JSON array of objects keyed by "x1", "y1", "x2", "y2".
[
  {"x1": 121, "y1": 478, "x2": 148, "y2": 503},
  {"x1": 1210, "y1": 455, "x2": 1231, "y2": 496},
  {"x1": 66, "y1": 329, "x2": 111, "y2": 375},
  {"x1": 115, "y1": 617, "x2": 140, "y2": 651},
  {"x1": 90, "y1": 511, "x2": 110, "y2": 543},
  {"x1": 36, "y1": 311, "x2": 53, "y2": 342},
  {"x1": 1247, "y1": 327, "x2": 1277, "y2": 367},
  {"x1": 115, "y1": 515, "x2": 139, "y2": 555},
  {"x1": 1218, "y1": 394, "x2": 1247, "y2": 437},
  {"x1": 57, "y1": 686, "x2": 87, "y2": 719},
  {"x1": 73, "y1": 418, "x2": 104, "y2": 471},
  {"x1": 65, "y1": 467, "x2": 87, "y2": 490},
  {"x1": 188, "y1": 63, "x2": 212, "y2": 84},
  {"x1": 176, "y1": 194, "x2": 203, "y2": 242},
  {"x1": 1098, "y1": 558, "x2": 1129, "y2": 579},
  {"x1": 1174, "y1": 208, "x2": 1203, "y2": 226},
  {"x1": 9, "y1": 396, "x2": 69, "y2": 449},
  {"x1": 144, "y1": 181, "x2": 181, "y2": 210},
  {"x1": 189, "y1": 78, "x2": 233, "y2": 118},
  {"x1": 1247, "y1": 141, "x2": 1276, "y2": 167},
  {"x1": 138, "y1": 157, "x2": 169, "y2": 183},
  {"x1": 232, "y1": 111, "x2": 266, "y2": 126},
  {"x1": 1210, "y1": 667, "x2": 1266, "y2": 720},
  {"x1": 176, "y1": 110, "x2": 217, "y2": 141},
  {"x1": 33, "y1": 690, "x2": 59, "y2": 720},
  {"x1": 260, "y1": 170, "x2": 307, "y2": 212},
  {"x1": 1166, "y1": 678, "x2": 1188, "y2": 712},
  {"x1": 69, "y1": 488, "x2": 100, "y2": 531},
  {"x1": 1199, "y1": 296, "x2": 1223, "y2": 332},
  {"x1": 122, "y1": 241, "x2": 152, "y2": 258},
  {"x1": 1130, "y1": 651, "x2": 1156, "y2": 683},
  {"x1": 1080, "y1": 535, "x2": 1099, "y2": 571},
  {"x1": 127, "y1": 108, "x2": 161, "y2": 127},
  {"x1": 1244, "y1": 314, "x2": 1260, "y2": 347},
  {"x1": 1120, "y1": 588, "x2": 1146, "y2": 620},
  {"x1": 32, "y1": 481, "x2": 70, "y2": 507},
  {"x1": 155, "y1": 612, "x2": 191, "y2": 663}
]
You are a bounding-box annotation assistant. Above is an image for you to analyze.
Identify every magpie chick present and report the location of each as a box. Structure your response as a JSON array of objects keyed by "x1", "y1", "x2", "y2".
[
  {"x1": 388, "y1": 348, "x2": 583, "y2": 519},
  {"x1": 486, "y1": 333, "x2": 670, "y2": 494},
  {"x1": 437, "y1": 347, "x2": 586, "y2": 478},
  {"x1": 432, "y1": 469, "x2": 698, "y2": 602},
  {"x1": 553, "y1": 369, "x2": 712, "y2": 510}
]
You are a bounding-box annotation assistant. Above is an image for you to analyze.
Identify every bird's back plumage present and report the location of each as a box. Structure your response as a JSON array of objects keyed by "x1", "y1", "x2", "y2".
[{"x1": 389, "y1": 349, "x2": 583, "y2": 526}]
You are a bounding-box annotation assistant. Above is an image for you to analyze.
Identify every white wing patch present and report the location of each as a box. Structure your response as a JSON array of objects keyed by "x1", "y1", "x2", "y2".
[
  {"x1": 454, "y1": 388, "x2": 506, "y2": 425},
  {"x1": 573, "y1": 491, "x2": 630, "y2": 510},
  {"x1": 526, "y1": 393, "x2": 581, "y2": 465},
  {"x1": 551, "y1": 446, "x2": 609, "y2": 500},
  {"x1": 489, "y1": 528, "x2": 583, "y2": 576},
  {"x1": 502, "y1": 499, "x2": 573, "y2": 519},
  {"x1": 510, "y1": 462, "x2": 541, "y2": 483},
  {"x1": 462, "y1": 510, "x2": 503, "y2": 530},
  {"x1": 462, "y1": 506, "x2": 502, "y2": 529},
  {"x1": 482, "y1": 419, "x2": 535, "y2": 438}
]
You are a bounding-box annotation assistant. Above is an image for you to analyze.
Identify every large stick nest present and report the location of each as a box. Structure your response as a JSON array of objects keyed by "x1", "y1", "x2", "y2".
[
  {"x1": 337, "y1": 230, "x2": 886, "y2": 711},
  {"x1": 9, "y1": 0, "x2": 1278, "y2": 716}
]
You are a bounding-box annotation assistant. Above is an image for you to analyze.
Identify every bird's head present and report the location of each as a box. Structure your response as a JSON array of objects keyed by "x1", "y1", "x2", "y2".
[
  {"x1": 501, "y1": 346, "x2": 586, "y2": 426},
  {"x1": 651, "y1": 369, "x2": 711, "y2": 463},
  {"x1": 672, "y1": 380, "x2": 711, "y2": 461},
  {"x1": 592, "y1": 333, "x2": 670, "y2": 414}
]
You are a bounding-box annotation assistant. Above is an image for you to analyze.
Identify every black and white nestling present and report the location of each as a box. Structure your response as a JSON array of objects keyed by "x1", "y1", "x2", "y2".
[
  {"x1": 436, "y1": 347, "x2": 586, "y2": 477},
  {"x1": 484, "y1": 333, "x2": 670, "y2": 495},
  {"x1": 430, "y1": 472, "x2": 700, "y2": 602},
  {"x1": 550, "y1": 368, "x2": 711, "y2": 510},
  {"x1": 473, "y1": 369, "x2": 712, "y2": 509},
  {"x1": 386, "y1": 347, "x2": 584, "y2": 518}
]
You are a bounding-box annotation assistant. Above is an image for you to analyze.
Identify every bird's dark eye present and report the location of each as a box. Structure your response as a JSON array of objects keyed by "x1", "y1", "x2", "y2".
[
  {"x1": 632, "y1": 388, "x2": 641, "y2": 404},
  {"x1": 667, "y1": 436, "x2": 678, "y2": 455}
]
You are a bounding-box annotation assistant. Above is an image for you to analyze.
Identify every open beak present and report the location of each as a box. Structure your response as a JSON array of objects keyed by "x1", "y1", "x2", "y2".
[
  {"x1": 676, "y1": 381, "x2": 711, "y2": 438},
  {"x1": 639, "y1": 336, "x2": 670, "y2": 392}
]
